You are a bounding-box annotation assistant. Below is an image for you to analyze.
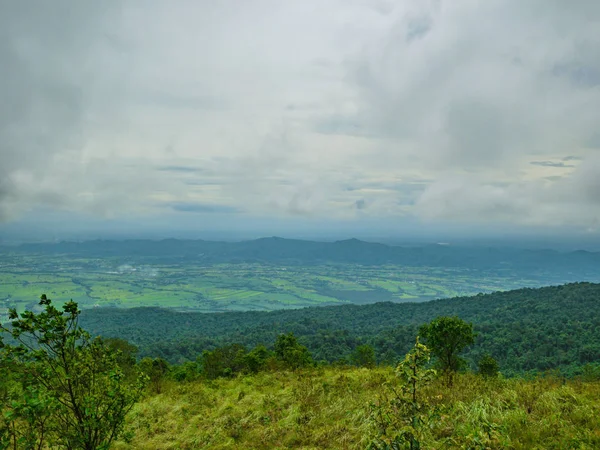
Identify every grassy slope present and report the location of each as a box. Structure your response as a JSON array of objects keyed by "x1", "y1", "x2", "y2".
[{"x1": 114, "y1": 368, "x2": 600, "y2": 450}]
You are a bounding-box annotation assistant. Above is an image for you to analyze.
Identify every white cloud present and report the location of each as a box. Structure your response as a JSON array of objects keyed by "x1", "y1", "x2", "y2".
[{"x1": 1, "y1": 0, "x2": 599, "y2": 234}]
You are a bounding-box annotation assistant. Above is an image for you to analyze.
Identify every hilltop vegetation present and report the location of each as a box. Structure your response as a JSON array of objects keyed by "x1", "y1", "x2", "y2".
[
  {"x1": 81, "y1": 282, "x2": 600, "y2": 376},
  {"x1": 112, "y1": 368, "x2": 600, "y2": 450},
  {"x1": 3, "y1": 290, "x2": 600, "y2": 449}
]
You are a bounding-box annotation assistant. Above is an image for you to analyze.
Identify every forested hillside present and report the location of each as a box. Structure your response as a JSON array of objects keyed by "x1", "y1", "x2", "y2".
[{"x1": 81, "y1": 282, "x2": 600, "y2": 375}]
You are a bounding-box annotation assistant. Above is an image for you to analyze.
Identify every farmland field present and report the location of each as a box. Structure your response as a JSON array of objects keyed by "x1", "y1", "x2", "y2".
[{"x1": 0, "y1": 250, "x2": 559, "y2": 319}]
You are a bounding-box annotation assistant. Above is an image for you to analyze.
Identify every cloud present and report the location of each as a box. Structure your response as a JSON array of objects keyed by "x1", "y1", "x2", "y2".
[
  {"x1": 1, "y1": 0, "x2": 600, "y2": 236},
  {"x1": 0, "y1": 0, "x2": 124, "y2": 220},
  {"x1": 530, "y1": 161, "x2": 575, "y2": 168},
  {"x1": 345, "y1": 1, "x2": 600, "y2": 165},
  {"x1": 158, "y1": 166, "x2": 208, "y2": 174},
  {"x1": 339, "y1": 0, "x2": 600, "y2": 228},
  {"x1": 416, "y1": 155, "x2": 600, "y2": 229},
  {"x1": 355, "y1": 199, "x2": 367, "y2": 210},
  {"x1": 169, "y1": 202, "x2": 239, "y2": 214}
]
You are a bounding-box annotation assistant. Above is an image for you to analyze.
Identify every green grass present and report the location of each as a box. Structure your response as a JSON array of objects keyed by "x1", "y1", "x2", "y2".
[{"x1": 112, "y1": 368, "x2": 600, "y2": 449}]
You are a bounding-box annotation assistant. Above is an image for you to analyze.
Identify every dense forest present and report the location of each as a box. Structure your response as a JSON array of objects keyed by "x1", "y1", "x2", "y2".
[{"x1": 81, "y1": 282, "x2": 600, "y2": 376}]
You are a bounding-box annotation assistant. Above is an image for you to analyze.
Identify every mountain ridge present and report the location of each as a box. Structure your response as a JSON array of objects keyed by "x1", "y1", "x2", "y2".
[{"x1": 9, "y1": 237, "x2": 600, "y2": 277}]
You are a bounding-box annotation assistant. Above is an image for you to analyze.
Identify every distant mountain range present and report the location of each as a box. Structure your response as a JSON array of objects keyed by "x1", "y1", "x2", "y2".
[{"x1": 8, "y1": 236, "x2": 600, "y2": 276}]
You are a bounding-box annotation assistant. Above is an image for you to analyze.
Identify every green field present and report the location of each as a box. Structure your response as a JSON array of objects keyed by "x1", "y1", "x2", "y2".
[{"x1": 0, "y1": 251, "x2": 550, "y2": 318}]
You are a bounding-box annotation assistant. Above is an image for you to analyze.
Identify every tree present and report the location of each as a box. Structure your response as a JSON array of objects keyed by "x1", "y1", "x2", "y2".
[
  {"x1": 244, "y1": 344, "x2": 272, "y2": 373},
  {"x1": 273, "y1": 333, "x2": 313, "y2": 370},
  {"x1": 478, "y1": 354, "x2": 499, "y2": 378},
  {"x1": 100, "y1": 337, "x2": 139, "y2": 380},
  {"x1": 351, "y1": 344, "x2": 376, "y2": 368},
  {"x1": 138, "y1": 357, "x2": 170, "y2": 393},
  {"x1": 200, "y1": 344, "x2": 248, "y2": 379},
  {"x1": 369, "y1": 338, "x2": 437, "y2": 450},
  {"x1": 0, "y1": 295, "x2": 146, "y2": 449},
  {"x1": 419, "y1": 316, "x2": 476, "y2": 386}
]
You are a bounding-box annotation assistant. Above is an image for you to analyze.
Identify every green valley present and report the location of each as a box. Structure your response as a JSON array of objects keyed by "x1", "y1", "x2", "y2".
[{"x1": 2, "y1": 237, "x2": 599, "y2": 316}]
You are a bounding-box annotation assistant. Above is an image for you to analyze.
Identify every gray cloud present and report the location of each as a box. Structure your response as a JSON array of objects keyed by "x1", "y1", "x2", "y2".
[
  {"x1": 552, "y1": 63, "x2": 600, "y2": 88},
  {"x1": 137, "y1": 91, "x2": 224, "y2": 111},
  {"x1": 355, "y1": 199, "x2": 367, "y2": 210},
  {"x1": 0, "y1": 0, "x2": 122, "y2": 220},
  {"x1": 530, "y1": 161, "x2": 575, "y2": 168},
  {"x1": 588, "y1": 133, "x2": 600, "y2": 149},
  {"x1": 344, "y1": 0, "x2": 600, "y2": 169},
  {"x1": 158, "y1": 166, "x2": 209, "y2": 174},
  {"x1": 341, "y1": 0, "x2": 600, "y2": 227},
  {"x1": 405, "y1": 16, "x2": 432, "y2": 43},
  {"x1": 169, "y1": 202, "x2": 239, "y2": 214},
  {"x1": 2, "y1": 0, "x2": 600, "y2": 236},
  {"x1": 313, "y1": 115, "x2": 367, "y2": 137},
  {"x1": 416, "y1": 155, "x2": 600, "y2": 229}
]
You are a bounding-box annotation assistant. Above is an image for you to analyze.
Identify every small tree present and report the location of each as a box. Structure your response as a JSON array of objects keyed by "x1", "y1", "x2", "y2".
[
  {"x1": 139, "y1": 357, "x2": 170, "y2": 393},
  {"x1": 101, "y1": 337, "x2": 139, "y2": 379},
  {"x1": 477, "y1": 354, "x2": 499, "y2": 378},
  {"x1": 273, "y1": 333, "x2": 313, "y2": 370},
  {"x1": 200, "y1": 344, "x2": 248, "y2": 379},
  {"x1": 369, "y1": 337, "x2": 437, "y2": 450},
  {"x1": 0, "y1": 295, "x2": 146, "y2": 449},
  {"x1": 419, "y1": 316, "x2": 476, "y2": 386},
  {"x1": 351, "y1": 344, "x2": 376, "y2": 368},
  {"x1": 244, "y1": 344, "x2": 272, "y2": 374}
]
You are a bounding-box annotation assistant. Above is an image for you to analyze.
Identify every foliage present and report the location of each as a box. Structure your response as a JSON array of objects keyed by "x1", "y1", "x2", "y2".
[
  {"x1": 79, "y1": 282, "x2": 600, "y2": 376},
  {"x1": 579, "y1": 363, "x2": 600, "y2": 382},
  {"x1": 351, "y1": 344, "x2": 376, "y2": 368},
  {"x1": 200, "y1": 344, "x2": 249, "y2": 379},
  {"x1": 478, "y1": 354, "x2": 500, "y2": 378},
  {"x1": 419, "y1": 316, "x2": 476, "y2": 385},
  {"x1": 0, "y1": 296, "x2": 146, "y2": 450},
  {"x1": 170, "y1": 360, "x2": 201, "y2": 382},
  {"x1": 244, "y1": 344, "x2": 272, "y2": 373},
  {"x1": 138, "y1": 357, "x2": 169, "y2": 393},
  {"x1": 109, "y1": 367, "x2": 600, "y2": 450},
  {"x1": 273, "y1": 333, "x2": 314, "y2": 370},
  {"x1": 197, "y1": 343, "x2": 276, "y2": 380},
  {"x1": 369, "y1": 338, "x2": 437, "y2": 449},
  {"x1": 101, "y1": 337, "x2": 139, "y2": 380}
]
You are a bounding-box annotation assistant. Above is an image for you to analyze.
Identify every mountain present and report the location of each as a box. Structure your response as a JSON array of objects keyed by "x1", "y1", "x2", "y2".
[{"x1": 10, "y1": 237, "x2": 600, "y2": 276}]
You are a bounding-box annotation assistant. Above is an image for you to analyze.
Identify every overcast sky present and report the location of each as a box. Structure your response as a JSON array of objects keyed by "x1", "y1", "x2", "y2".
[{"x1": 1, "y1": 0, "x2": 600, "y2": 241}]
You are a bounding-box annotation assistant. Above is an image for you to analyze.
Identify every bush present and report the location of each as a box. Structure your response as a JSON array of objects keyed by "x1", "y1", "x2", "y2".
[
  {"x1": 0, "y1": 296, "x2": 146, "y2": 449},
  {"x1": 478, "y1": 354, "x2": 500, "y2": 378}
]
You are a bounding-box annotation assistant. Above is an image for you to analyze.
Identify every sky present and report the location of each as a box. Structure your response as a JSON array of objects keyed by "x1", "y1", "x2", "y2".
[{"x1": 1, "y1": 0, "x2": 600, "y2": 243}]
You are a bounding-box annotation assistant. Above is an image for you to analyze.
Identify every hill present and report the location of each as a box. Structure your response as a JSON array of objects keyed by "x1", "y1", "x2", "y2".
[
  {"x1": 81, "y1": 282, "x2": 600, "y2": 375},
  {"x1": 12, "y1": 237, "x2": 600, "y2": 276}
]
